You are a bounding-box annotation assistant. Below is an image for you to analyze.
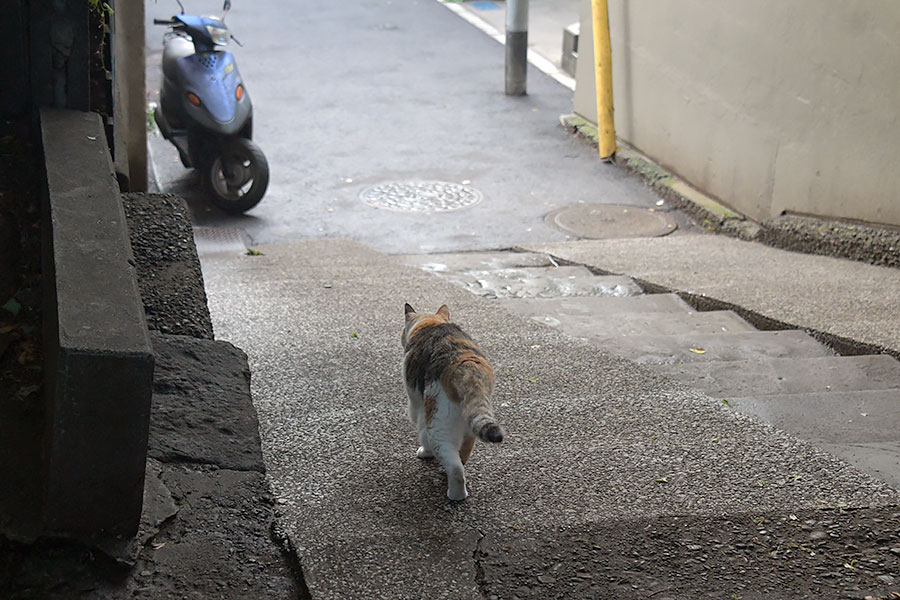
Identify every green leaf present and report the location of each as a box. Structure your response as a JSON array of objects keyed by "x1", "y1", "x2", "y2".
[
  {"x1": 245, "y1": 248, "x2": 263, "y2": 256},
  {"x1": 350, "y1": 333, "x2": 358, "y2": 339},
  {"x1": 2, "y1": 298, "x2": 21, "y2": 316}
]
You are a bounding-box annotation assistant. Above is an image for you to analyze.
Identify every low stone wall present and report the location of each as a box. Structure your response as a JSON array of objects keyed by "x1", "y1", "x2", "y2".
[{"x1": 40, "y1": 108, "x2": 153, "y2": 542}]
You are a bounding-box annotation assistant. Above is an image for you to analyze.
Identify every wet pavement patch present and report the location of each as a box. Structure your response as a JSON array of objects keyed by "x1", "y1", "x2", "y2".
[
  {"x1": 360, "y1": 180, "x2": 482, "y2": 213},
  {"x1": 546, "y1": 203, "x2": 677, "y2": 239}
]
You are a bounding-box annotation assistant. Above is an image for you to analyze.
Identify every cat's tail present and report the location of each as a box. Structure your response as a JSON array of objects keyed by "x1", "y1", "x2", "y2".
[{"x1": 465, "y1": 401, "x2": 505, "y2": 443}]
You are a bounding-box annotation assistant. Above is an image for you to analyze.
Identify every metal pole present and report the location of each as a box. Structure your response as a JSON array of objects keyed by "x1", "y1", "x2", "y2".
[{"x1": 505, "y1": 0, "x2": 529, "y2": 95}]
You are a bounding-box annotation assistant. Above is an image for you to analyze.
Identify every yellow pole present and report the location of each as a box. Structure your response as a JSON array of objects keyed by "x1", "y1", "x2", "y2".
[{"x1": 591, "y1": 0, "x2": 617, "y2": 159}]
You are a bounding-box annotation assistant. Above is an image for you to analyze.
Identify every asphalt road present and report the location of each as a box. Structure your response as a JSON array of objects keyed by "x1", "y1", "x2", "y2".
[{"x1": 144, "y1": 0, "x2": 666, "y2": 254}]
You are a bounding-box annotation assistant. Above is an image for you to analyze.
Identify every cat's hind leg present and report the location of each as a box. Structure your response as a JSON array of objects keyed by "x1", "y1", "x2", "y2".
[
  {"x1": 433, "y1": 442, "x2": 467, "y2": 501},
  {"x1": 407, "y1": 385, "x2": 433, "y2": 459},
  {"x1": 427, "y1": 385, "x2": 468, "y2": 501},
  {"x1": 416, "y1": 408, "x2": 434, "y2": 459},
  {"x1": 416, "y1": 389, "x2": 436, "y2": 459},
  {"x1": 459, "y1": 435, "x2": 475, "y2": 465}
]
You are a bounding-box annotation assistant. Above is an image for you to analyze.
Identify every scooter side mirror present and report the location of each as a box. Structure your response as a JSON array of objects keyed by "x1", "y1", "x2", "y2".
[{"x1": 223, "y1": 1, "x2": 231, "y2": 18}]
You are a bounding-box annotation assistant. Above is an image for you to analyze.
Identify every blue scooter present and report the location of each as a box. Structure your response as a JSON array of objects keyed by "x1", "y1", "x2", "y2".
[{"x1": 154, "y1": 0, "x2": 268, "y2": 214}]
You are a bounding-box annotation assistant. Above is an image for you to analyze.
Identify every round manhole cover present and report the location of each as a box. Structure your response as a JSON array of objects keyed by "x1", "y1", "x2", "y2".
[
  {"x1": 360, "y1": 181, "x2": 482, "y2": 213},
  {"x1": 545, "y1": 203, "x2": 677, "y2": 239}
]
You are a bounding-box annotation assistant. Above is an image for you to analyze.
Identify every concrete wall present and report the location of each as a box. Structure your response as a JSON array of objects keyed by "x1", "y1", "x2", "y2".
[
  {"x1": 574, "y1": 0, "x2": 900, "y2": 227},
  {"x1": 112, "y1": 0, "x2": 148, "y2": 191}
]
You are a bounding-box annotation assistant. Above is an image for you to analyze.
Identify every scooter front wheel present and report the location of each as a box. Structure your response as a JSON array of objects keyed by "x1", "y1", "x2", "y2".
[{"x1": 203, "y1": 138, "x2": 269, "y2": 214}]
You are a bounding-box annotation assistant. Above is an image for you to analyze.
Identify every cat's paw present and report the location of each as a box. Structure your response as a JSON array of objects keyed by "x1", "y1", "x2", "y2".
[
  {"x1": 446, "y1": 488, "x2": 468, "y2": 502},
  {"x1": 416, "y1": 446, "x2": 434, "y2": 459}
]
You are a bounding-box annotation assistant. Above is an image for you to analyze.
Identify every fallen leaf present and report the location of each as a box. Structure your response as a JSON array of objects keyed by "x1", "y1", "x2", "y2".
[
  {"x1": 151, "y1": 541, "x2": 166, "y2": 550},
  {"x1": 245, "y1": 249, "x2": 263, "y2": 256},
  {"x1": 689, "y1": 347, "x2": 707, "y2": 354},
  {"x1": 2, "y1": 298, "x2": 21, "y2": 316},
  {"x1": 526, "y1": 377, "x2": 537, "y2": 383},
  {"x1": 350, "y1": 333, "x2": 358, "y2": 339},
  {"x1": 86, "y1": 135, "x2": 97, "y2": 140},
  {"x1": 655, "y1": 477, "x2": 668, "y2": 484}
]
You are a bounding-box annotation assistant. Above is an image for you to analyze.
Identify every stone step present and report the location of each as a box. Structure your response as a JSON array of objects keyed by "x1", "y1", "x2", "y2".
[
  {"x1": 817, "y1": 442, "x2": 900, "y2": 490},
  {"x1": 499, "y1": 293, "x2": 694, "y2": 320},
  {"x1": 653, "y1": 355, "x2": 900, "y2": 397},
  {"x1": 397, "y1": 251, "x2": 554, "y2": 272},
  {"x1": 723, "y1": 390, "x2": 900, "y2": 487},
  {"x1": 521, "y1": 309, "x2": 756, "y2": 340},
  {"x1": 723, "y1": 390, "x2": 900, "y2": 445},
  {"x1": 606, "y1": 330, "x2": 833, "y2": 365},
  {"x1": 443, "y1": 266, "x2": 643, "y2": 299}
]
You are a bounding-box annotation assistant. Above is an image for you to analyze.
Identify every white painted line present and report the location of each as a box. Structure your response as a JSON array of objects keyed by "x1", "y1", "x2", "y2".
[{"x1": 435, "y1": 0, "x2": 576, "y2": 91}]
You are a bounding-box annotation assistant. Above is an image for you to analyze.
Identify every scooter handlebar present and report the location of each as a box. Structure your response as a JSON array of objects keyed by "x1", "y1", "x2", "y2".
[{"x1": 154, "y1": 18, "x2": 176, "y2": 25}]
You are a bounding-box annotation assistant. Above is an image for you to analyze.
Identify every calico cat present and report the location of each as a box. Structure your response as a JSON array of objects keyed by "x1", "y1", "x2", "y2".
[{"x1": 402, "y1": 303, "x2": 505, "y2": 501}]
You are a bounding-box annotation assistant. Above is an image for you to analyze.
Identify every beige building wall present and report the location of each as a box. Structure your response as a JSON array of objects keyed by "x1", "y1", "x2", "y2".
[{"x1": 574, "y1": 0, "x2": 900, "y2": 227}]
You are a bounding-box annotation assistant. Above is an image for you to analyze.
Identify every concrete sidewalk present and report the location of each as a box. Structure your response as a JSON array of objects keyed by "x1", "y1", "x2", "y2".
[{"x1": 201, "y1": 239, "x2": 900, "y2": 599}]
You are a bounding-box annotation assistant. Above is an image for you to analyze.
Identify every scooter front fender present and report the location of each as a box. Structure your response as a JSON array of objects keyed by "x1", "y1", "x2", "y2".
[{"x1": 175, "y1": 51, "x2": 252, "y2": 136}]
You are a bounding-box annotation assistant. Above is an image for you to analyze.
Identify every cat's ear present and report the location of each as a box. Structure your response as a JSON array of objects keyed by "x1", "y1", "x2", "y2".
[
  {"x1": 404, "y1": 303, "x2": 417, "y2": 321},
  {"x1": 436, "y1": 305, "x2": 450, "y2": 320}
]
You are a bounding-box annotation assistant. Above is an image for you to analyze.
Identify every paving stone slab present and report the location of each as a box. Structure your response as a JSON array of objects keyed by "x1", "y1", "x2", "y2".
[
  {"x1": 608, "y1": 330, "x2": 833, "y2": 365},
  {"x1": 499, "y1": 293, "x2": 694, "y2": 319},
  {"x1": 444, "y1": 266, "x2": 642, "y2": 299},
  {"x1": 397, "y1": 251, "x2": 554, "y2": 272},
  {"x1": 654, "y1": 355, "x2": 900, "y2": 397},
  {"x1": 517, "y1": 308, "x2": 755, "y2": 341},
  {"x1": 85, "y1": 464, "x2": 298, "y2": 599},
  {"x1": 148, "y1": 332, "x2": 265, "y2": 473},
  {"x1": 724, "y1": 390, "x2": 900, "y2": 444}
]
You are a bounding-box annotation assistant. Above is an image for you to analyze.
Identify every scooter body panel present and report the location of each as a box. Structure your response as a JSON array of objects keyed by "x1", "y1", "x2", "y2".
[{"x1": 173, "y1": 50, "x2": 251, "y2": 133}]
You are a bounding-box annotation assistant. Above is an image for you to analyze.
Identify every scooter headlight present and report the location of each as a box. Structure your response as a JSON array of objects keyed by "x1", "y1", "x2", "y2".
[{"x1": 206, "y1": 25, "x2": 230, "y2": 46}]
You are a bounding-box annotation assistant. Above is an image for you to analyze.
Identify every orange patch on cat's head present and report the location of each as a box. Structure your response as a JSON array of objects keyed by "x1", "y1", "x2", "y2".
[{"x1": 402, "y1": 303, "x2": 452, "y2": 346}]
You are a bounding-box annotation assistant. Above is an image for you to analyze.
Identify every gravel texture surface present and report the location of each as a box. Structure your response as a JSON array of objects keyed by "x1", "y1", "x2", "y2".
[{"x1": 122, "y1": 192, "x2": 213, "y2": 339}]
